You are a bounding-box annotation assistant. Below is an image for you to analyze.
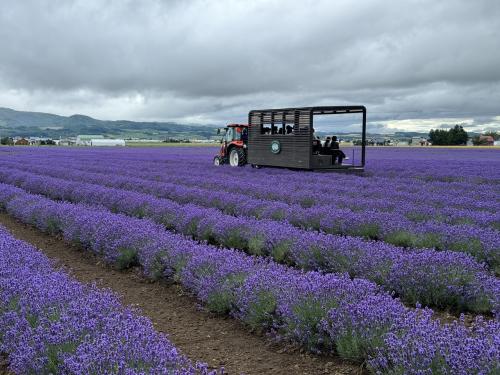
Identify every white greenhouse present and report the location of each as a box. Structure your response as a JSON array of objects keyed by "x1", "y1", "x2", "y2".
[
  {"x1": 76, "y1": 134, "x2": 104, "y2": 146},
  {"x1": 90, "y1": 139, "x2": 126, "y2": 147}
]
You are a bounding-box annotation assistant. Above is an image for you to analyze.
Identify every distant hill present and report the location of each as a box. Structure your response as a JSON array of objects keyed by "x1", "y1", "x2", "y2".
[
  {"x1": 0, "y1": 107, "x2": 217, "y2": 139},
  {"x1": 0, "y1": 107, "x2": 484, "y2": 141}
]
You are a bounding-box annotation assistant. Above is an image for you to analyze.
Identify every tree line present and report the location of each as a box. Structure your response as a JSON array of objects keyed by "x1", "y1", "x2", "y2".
[
  {"x1": 428, "y1": 125, "x2": 468, "y2": 145},
  {"x1": 1, "y1": 137, "x2": 56, "y2": 145},
  {"x1": 428, "y1": 125, "x2": 500, "y2": 146}
]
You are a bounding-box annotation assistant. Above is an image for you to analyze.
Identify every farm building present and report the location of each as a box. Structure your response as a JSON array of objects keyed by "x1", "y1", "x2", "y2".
[
  {"x1": 478, "y1": 135, "x2": 494, "y2": 146},
  {"x1": 411, "y1": 136, "x2": 429, "y2": 146},
  {"x1": 14, "y1": 138, "x2": 29, "y2": 146},
  {"x1": 76, "y1": 134, "x2": 104, "y2": 146},
  {"x1": 28, "y1": 137, "x2": 56, "y2": 145},
  {"x1": 90, "y1": 139, "x2": 125, "y2": 147},
  {"x1": 57, "y1": 138, "x2": 76, "y2": 146}
]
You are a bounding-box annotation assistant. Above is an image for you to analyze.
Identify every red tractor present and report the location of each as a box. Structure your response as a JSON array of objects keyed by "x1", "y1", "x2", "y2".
[{"x1": 213, "y1": 124, "x2": 249, "y2": 167}]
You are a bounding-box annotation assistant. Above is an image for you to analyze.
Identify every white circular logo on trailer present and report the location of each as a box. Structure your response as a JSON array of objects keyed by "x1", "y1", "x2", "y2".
[{"x1": 271, "y1": 140, "x2": 281, "y2": 154}]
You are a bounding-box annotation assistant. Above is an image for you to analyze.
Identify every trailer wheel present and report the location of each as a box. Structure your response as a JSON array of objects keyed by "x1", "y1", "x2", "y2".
[
  {"x1": 229, "y1": 148, "x2": 246, "y2": 167},
  {"x1": 213, "y1": 156, "x2": 223, "y2": 166}
]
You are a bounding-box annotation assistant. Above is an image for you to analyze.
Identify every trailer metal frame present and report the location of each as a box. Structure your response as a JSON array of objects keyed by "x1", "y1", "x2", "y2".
[{"x1": 247, "y1": 106, "x2": 366, "y2": 171}]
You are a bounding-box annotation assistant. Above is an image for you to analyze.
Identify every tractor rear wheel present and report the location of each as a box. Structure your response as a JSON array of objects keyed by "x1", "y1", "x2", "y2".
[{"x1": 229, "y1": 148, "x2": 246, "y2": 167}]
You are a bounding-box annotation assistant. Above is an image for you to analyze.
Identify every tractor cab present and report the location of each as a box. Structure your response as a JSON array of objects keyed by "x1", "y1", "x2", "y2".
[{"x1": 213, "y1": 124, "x2": 249, "y2": 166}]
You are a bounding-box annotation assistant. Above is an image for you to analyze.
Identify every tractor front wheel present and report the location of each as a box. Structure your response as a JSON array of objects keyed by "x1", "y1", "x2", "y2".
[
  {"x1": 229, "y1": 148, "x2": 246, "y2": 167},
  {"x1": 213, "y1": 156, "x2": 223, "y2": 166}
]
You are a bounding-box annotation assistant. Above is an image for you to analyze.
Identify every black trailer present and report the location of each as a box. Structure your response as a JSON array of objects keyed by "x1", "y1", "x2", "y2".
[{"x1": 247, "y1": 106, "x2": 366, "y2": 171}]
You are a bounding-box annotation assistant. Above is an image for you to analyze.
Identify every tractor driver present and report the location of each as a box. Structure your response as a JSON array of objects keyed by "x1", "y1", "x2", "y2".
[{"x1": 225, "y1": 127, "x2": 233, "y2": 142}]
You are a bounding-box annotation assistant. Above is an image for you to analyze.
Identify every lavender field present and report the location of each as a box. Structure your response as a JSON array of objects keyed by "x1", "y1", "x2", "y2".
[{"x1": 0, "y1": 146, "x2": 499, "y2": 374}]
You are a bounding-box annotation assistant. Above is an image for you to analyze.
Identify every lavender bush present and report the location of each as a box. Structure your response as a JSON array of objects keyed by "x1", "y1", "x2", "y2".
[
  {"x1": 0, "y1": 159, "x2": 498, "y2": 272},
  {"x1": 0, "y1": 183, "x2": 498, "y2": 373},
  {"x1": 0, "y1": 226, "x2": 215, "y2": 374},
  {"x1": 0, "y1": 169, "x2": 497, "y2": 314},
  {"x1": 323, "y1": 296, "x2": 499, "y2": 375}
]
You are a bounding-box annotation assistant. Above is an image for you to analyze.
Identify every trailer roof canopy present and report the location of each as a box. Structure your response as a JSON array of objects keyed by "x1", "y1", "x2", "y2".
[{"x1": 249, "y1": 106, "x2": 366, "y2": 117}]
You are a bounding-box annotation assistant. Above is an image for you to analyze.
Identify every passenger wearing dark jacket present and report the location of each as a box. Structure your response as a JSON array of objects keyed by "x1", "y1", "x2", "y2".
[
  {"x1": 322, "y1": 136, "x2": 331, "y2": 154},
  {"x1": 330, "y1": 136, "x2": 346, "y2": 164},
  {"x1": 312, "y1": 128, "x2": 322, "y2": 154}
]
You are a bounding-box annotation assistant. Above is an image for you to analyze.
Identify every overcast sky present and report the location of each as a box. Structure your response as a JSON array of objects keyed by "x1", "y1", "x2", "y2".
[{"x1": 1, "y1": 0, "x2": 499, "y2": 132}]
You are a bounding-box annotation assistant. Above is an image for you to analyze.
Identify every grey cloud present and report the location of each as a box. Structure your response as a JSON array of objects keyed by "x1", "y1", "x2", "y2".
[{"x1": 0, "y1": 0, "x2": 499, "y2": 131}]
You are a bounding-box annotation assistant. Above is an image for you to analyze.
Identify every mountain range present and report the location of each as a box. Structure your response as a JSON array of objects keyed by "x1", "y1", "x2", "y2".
[
  {"x1": 0, "y1": 107, "x2": 448, "y2": 141},
  {"x1": 0, "y1": 107, "x2": 217, "y2": 139}
]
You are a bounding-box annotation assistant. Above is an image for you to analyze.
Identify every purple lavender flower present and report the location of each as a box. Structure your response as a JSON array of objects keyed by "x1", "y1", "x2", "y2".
[{"x1": 0, "y1": 226, "x2": 216, "y2": 374}]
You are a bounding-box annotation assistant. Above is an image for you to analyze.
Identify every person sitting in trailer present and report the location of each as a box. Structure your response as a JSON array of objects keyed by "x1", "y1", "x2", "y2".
[
  {"x1": 322, "y1": 136, "x2": 331, "y2": 154},
  {"x1": 312, "y1": 128, "x2": 322, "y2": 154},
  {"x1": 286, "y1": 125, "x2": 293, "y2": 134},
  {"x1": 330, "y1": 136, "x2": 346, "y2": 164}
]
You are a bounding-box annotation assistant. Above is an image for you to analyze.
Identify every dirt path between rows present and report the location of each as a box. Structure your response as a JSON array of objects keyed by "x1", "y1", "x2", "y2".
[
  {"x1": 0, "y1": 355, "x2": 12, "y2": 375},
  {"x1": 0, "y1": 213, "x2": 363, "y2": 375}
]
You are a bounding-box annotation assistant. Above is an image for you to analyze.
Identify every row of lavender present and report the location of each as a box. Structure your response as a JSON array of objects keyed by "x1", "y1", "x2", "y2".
[
  {"x1": 357, "y1": 147, "x2": 500, "y2": 182},
  {"x1": 0, "y1": 183, "x2": 498, "y2": 374},
  {"x1": 4, "y1": 156, "x2": 498, "y2": 229},
  {"x1": 2, "y1": 154, "x2": 498, "y2": 218},
  {"x1": 66, "y1": 155, "x2": 499, "y2": 212},
  {"x1": 0, "y1": 168, "x2": 498, "y2": 315},
  {"x1": 4, "y1": 148, "x2": 498, "y2": 217},
  {"x1": 0, "y1": 160, "x2": 498, "y2": 274},
  {"x1": 19, "y1": 145, "x2": 500, "y2": 193},
  {"x1": 111, "y1": 165, "x2": 500, "y2": 225},
  {"x1": 2, "y1": 152, "x2": 498, "y2": 256},
  {"x1": 3, "y1": 149, "x2": 498, "y2": 240},
  {"x1": 9, "y1": 146, "x2": 496, "y2": 183},
  {"x1": 0, "y1": 226, "x2": 214, "y2": 374}
]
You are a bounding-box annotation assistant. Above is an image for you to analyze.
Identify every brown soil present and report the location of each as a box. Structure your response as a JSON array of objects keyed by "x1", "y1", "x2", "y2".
[
  {"x1": 0, "y1": 213, "x2": 363, "y2": 375},
  {"x1": 0, "y1": 355, "x2": 12, "y2": 375}
]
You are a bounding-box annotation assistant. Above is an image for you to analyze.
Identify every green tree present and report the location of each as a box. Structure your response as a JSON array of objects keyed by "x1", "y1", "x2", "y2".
[
  {"x1": 0, "y1": 137, "x2": 14, "y2": 145},
  {"x1": 429, "y1": 125, "x2": 468, "y2": 145},
  {"x1": 448, "y1": 125, "x2": 468, "y2": 145},
  {"x1": 429, "y1": 129, "x2": 449, "y2": 145}
]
